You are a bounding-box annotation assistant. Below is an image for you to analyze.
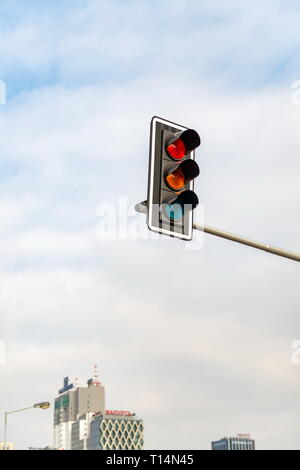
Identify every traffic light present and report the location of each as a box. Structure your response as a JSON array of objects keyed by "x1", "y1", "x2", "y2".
[{"x1": 147, "y1": 116, "x2": 201, "y2": 240}]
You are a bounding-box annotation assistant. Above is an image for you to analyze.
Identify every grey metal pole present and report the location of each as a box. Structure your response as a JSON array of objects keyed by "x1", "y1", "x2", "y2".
[
  {"x1": 3, "y1": 412, "x2": 7, "y2": 450},
  {"x1": 2, "y1": 404, "x2": 49, "y2": 450},
  {"x1": 134, "y1": 201, "x2": 300, "y2": 262},
  {"x1": 193, "y1": 223, "x2": 300, "y2": 263}
]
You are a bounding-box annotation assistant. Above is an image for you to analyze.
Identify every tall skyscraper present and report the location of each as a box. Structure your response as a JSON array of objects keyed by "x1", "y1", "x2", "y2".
[
  {"x1": 54, "y1": 376, "x2": 105, "y2": 450},
  {"x1": 211, "y1": 434, "x2": 255, "y2": 451},
  {"x1": 53, "y1": 370, "x2": 144, "y2": 450}
]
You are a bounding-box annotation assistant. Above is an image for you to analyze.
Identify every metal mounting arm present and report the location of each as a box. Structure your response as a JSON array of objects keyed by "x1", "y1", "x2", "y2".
[{"x1": 135, "y1": 201, "x2": 300, "y2": 263}]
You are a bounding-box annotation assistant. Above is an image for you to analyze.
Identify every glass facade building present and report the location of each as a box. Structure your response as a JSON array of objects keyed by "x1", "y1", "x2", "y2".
[
  {"x1": 212, "y1": 435, "x2": 255, "y2": 451},
  {"x1": 89, "y1": 413, "x2": 144, "y2": 450}
]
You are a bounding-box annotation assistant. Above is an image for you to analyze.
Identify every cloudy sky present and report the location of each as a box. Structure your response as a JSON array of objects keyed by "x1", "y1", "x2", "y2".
[{"x1": 0, "y1": 0, "x2": 300, "y2": 450}]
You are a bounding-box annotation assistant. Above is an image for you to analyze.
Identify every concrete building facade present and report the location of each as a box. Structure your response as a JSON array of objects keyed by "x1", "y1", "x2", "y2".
[{"x1": 54, "y1": 376, "x2": 105, "y2": 450}]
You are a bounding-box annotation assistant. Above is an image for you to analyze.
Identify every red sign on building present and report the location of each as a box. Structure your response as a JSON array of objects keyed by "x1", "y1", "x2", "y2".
[{"x1": 105, "y1": 410, "x2": 135, "y2": 417}]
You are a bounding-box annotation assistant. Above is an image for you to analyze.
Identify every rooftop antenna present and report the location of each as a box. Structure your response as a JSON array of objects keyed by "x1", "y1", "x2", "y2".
[{"x1": 93, "y1": 364, "x2": 101, "y2": 386}]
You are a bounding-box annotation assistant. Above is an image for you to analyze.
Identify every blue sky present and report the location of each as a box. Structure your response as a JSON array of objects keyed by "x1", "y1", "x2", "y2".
[
  {"x1": 0, "y1": 0, "x2": 300, "y2": 450},
  {"x1": 1, "y1": 0, "x2": 300, "y2": 96}
]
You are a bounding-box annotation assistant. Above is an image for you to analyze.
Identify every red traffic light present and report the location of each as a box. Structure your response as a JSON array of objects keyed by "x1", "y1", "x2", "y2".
[
  {"x1": 166, "y1": 137, "x2": 186, "y2": 160},
  {"x1": 165, "y1": 159, "x2": 200, "y2": 191},
  {"x1": 166, "y1": 129, "x2": 201, "y2": 161}
]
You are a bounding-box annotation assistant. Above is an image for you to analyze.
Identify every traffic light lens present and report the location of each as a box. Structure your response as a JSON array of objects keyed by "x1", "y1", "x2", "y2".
[
  {"x1": 165, "y1": 203, "x2": 184, "y2": 221},
  {"x1": 166, "y1": 129, "x2": 201, "y2": 161},
  {"x1": 166, "y1": 138, "x2": 186, "y2": 160},
  {"x1": 164, "y1": 190, "x2": 199, "y2": 221},
  {"x1": 165, "y1": 168, "x2": 185, "y2": 190},
  {"x1": 165, "y1": 160, "x2": 200, "y2": 191}
]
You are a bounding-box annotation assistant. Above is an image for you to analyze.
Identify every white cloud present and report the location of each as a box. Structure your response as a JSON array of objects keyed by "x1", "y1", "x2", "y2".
[
  {"x1": 0, "y1": 0, "x2": 300, "y2": 87},
  {"x1": 0, "y1": 0, "x2": 299, "y2": 451}
]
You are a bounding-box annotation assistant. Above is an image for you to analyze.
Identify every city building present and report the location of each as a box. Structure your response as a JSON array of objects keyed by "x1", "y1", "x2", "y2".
[
  {"x1": 54, "y1": 375, "x2": 105, "y2": 450},
  {"x1": 89, "y1": 411, "x2": 144, "y2": 450},
  {"x1": 71, "y1": 412, "x2": 94, "y2": 450},
  {"x1": 212, "y1": 434, "x2": 255, "y2": 450},
  {"x1": 54, "y1": 369, "x2": 144, "y2": 450},
  {"x1": 0, "y1": 442, "x2": 14, "y2": 450}
]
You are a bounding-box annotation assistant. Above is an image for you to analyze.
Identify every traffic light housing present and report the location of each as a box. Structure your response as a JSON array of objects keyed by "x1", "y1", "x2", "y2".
[{"x1": 147, "y1": 116, "x2": 201, "y2": 240}]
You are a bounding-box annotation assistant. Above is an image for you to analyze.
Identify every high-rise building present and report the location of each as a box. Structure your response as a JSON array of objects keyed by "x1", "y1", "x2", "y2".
[
  {"x1": 54, "y1": 376, "x2": 105, "y2": 450},
  {"x1": 54, "y1": 370, "x2": 144, "y2": 450},
  {"x1": 89, "y1": 411, "x2": 144, "y2": 450},
  {"x1": 212, "y1": 434, "x2": 255, "y2": 451},
  {"x1": 71, "y1": 412, "x2": 94, "y2": 450}
]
